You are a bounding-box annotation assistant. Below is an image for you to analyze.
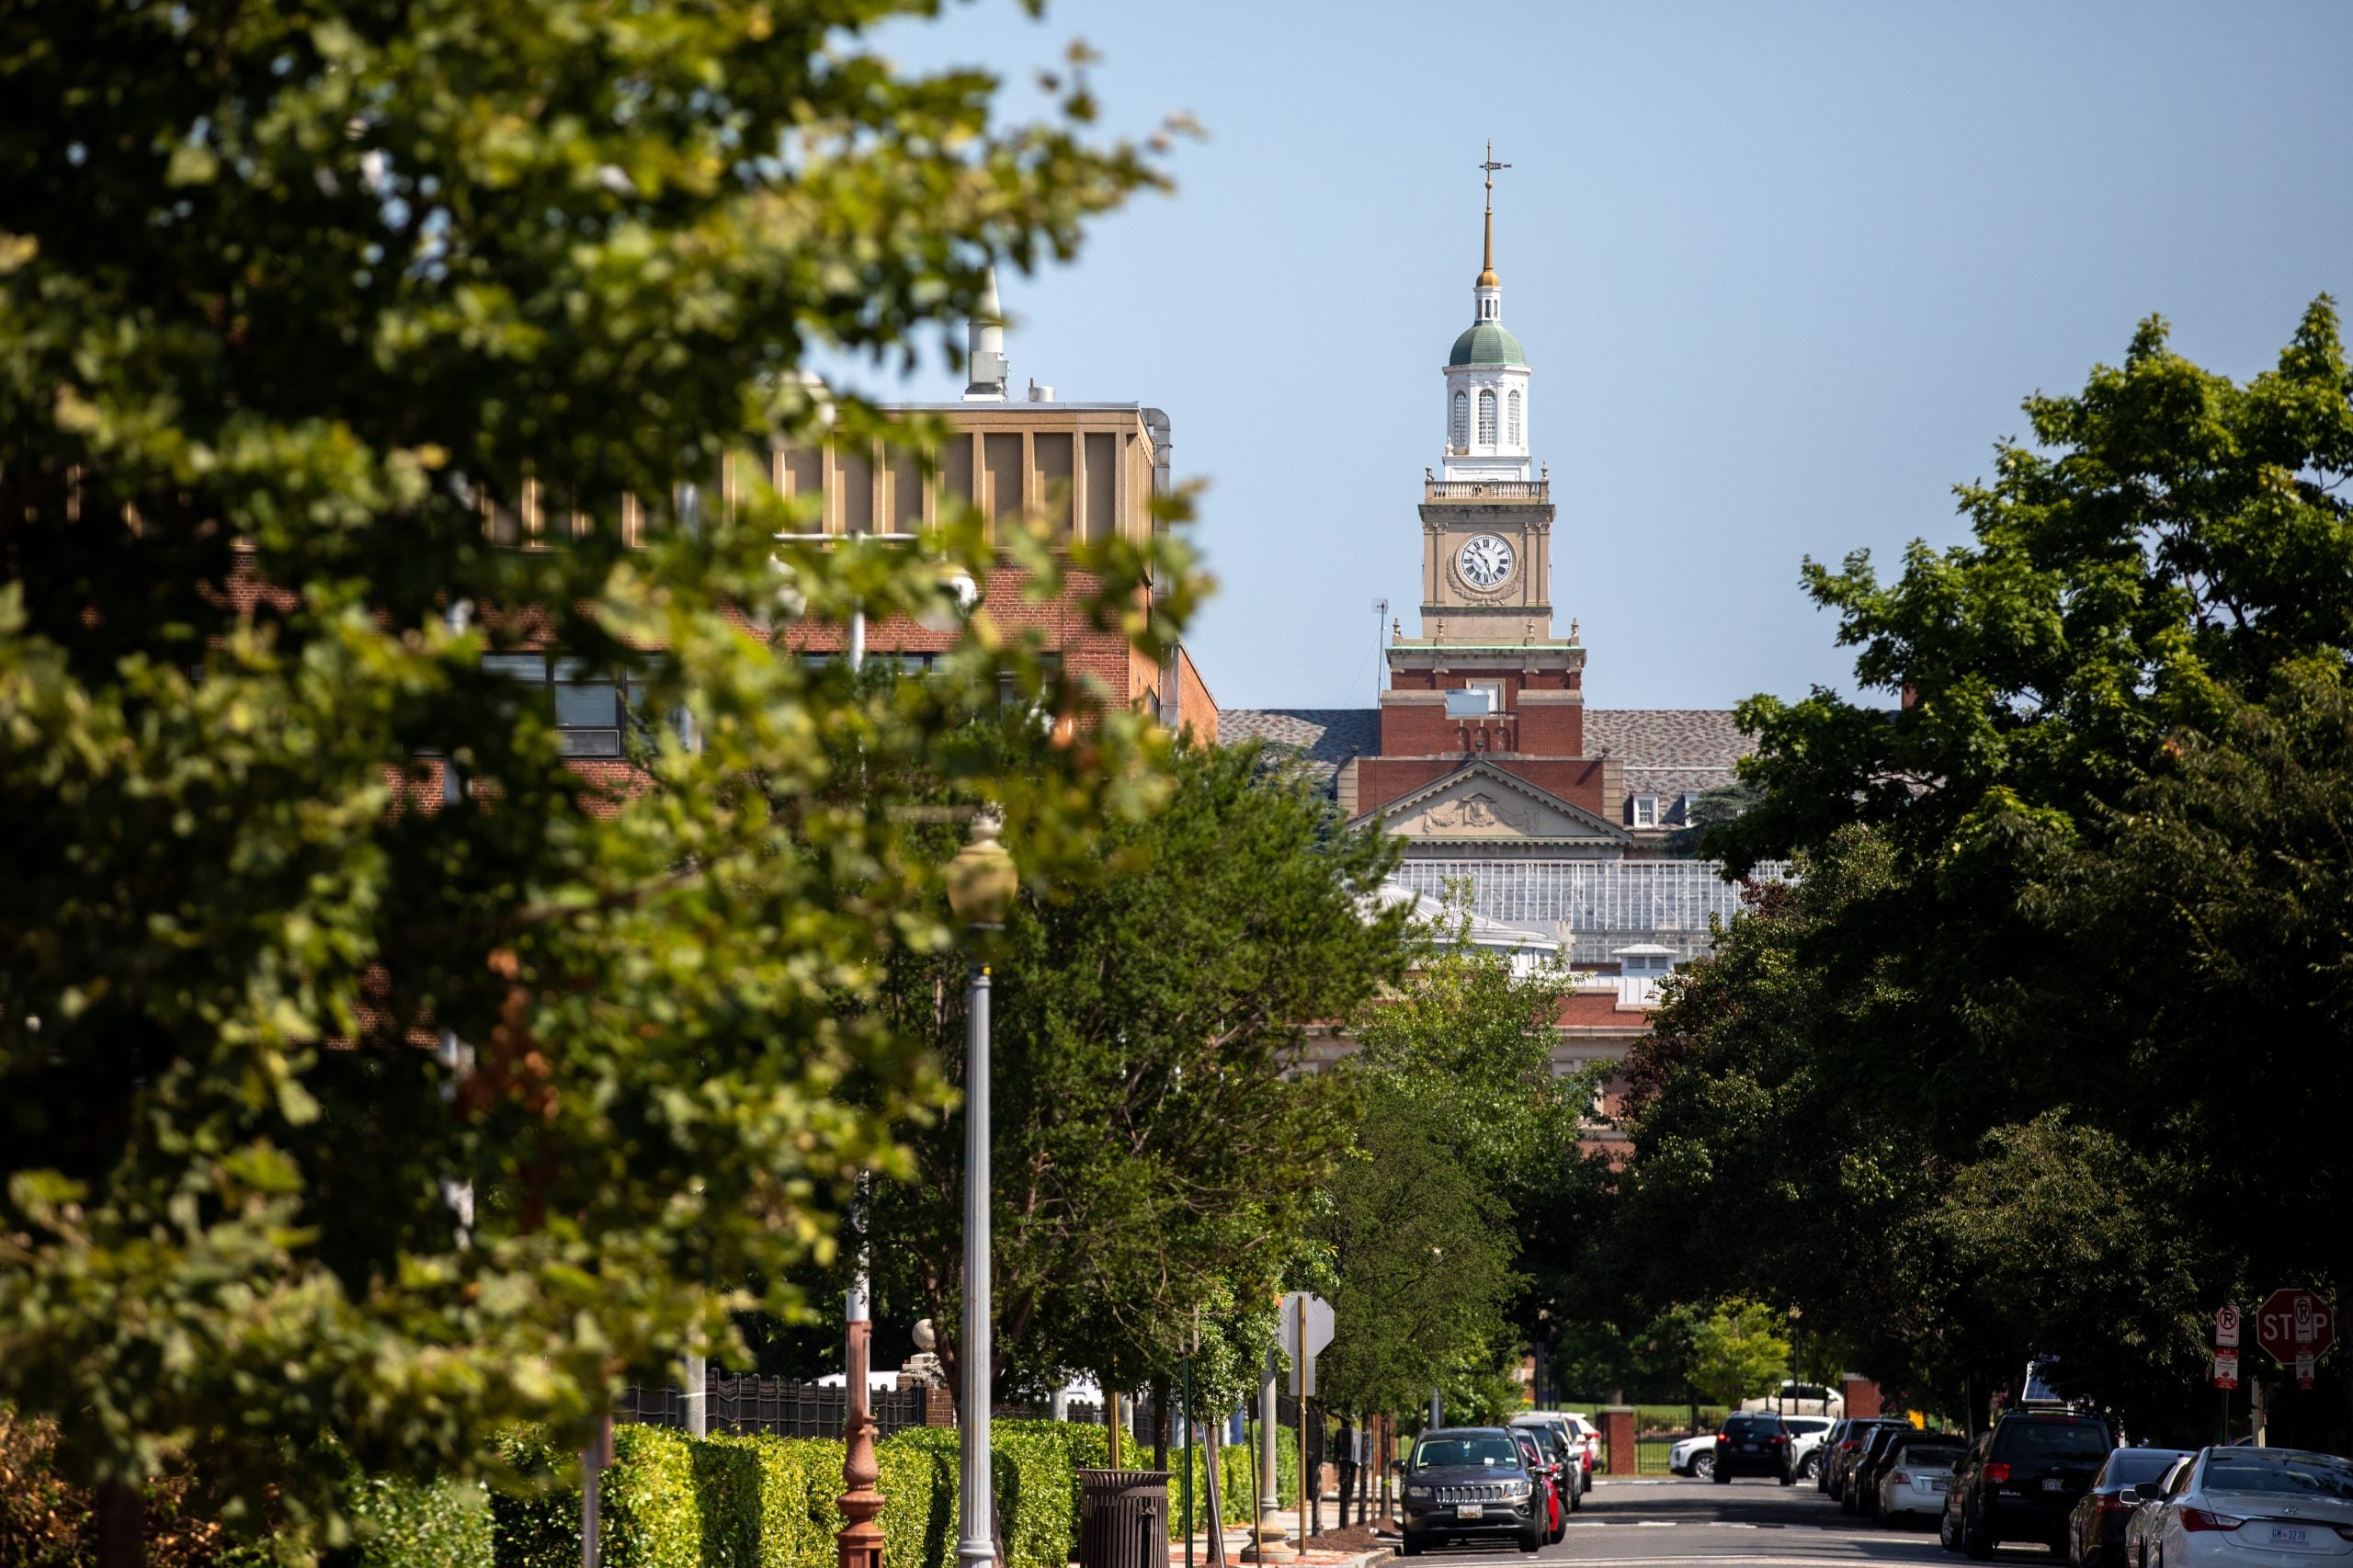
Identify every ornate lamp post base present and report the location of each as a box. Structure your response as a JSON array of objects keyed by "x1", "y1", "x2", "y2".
[{"x1": 837, "y1": 1312, "x2": 885, "y2": 1568}]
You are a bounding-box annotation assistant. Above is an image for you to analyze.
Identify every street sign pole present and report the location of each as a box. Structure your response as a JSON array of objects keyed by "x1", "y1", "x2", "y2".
[{"x1": 1297, "y1": 1296, "x2": 1309, "y2": 1541}]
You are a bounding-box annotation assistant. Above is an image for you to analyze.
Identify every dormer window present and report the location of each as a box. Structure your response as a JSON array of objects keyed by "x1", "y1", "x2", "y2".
[{"x1": 1631, "y1": 793, "x2": 1660, "y2": 828}]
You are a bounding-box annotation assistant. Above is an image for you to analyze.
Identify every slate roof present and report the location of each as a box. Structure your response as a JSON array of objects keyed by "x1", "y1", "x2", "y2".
[
  {"x1": 1581, "y1": 709, "x2": 1752, "y2": 771},
  {"x1": 1219, "y1": 706, "x2": 1751, "y2": 804},
  {"x1": 1217, "y1": 708, "x2": 1381, "y2": 787}
]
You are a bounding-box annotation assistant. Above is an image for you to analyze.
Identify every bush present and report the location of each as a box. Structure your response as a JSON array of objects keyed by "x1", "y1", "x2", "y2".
[
  {"x1": 2, "y1": 1403, "x2": 490, "y2": 1568},
  {"x1": 335, "y1": 1473, "x2": 496, "y2": 1568}
]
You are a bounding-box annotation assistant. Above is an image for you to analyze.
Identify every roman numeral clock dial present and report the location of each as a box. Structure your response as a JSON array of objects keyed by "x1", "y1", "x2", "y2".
[{"x1": 1459, "y1": 533, "x2": 1515, "y2": 589}]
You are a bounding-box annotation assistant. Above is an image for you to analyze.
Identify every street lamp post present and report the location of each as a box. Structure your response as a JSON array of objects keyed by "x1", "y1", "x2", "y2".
[{"x1": 947, "y1": 811, "x2": 1017, "y2": 1568}]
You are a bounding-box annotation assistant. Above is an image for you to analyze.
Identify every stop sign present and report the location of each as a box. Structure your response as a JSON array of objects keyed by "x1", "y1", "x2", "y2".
[{"x1": 2256, "y1": 1289, "x2": 2336, "y2": 1366}]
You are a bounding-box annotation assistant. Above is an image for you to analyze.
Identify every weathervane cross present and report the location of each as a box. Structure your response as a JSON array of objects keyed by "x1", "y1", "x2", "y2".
[{"x1": 1480, "y1": 141, "x2": 1511, "y2": 211}]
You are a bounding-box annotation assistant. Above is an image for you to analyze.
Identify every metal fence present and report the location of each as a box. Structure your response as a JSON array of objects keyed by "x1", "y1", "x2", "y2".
[{"x1": 618, "y1": 1374, "x2": 929, "y2": 1439}]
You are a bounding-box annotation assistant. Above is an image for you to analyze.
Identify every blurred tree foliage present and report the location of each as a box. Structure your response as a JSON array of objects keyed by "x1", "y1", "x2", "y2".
[{"x1": 0, "y1": 0, "x2": 1199, "y2": 1555}]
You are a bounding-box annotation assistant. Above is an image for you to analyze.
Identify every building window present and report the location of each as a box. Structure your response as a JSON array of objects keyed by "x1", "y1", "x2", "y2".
[
  {"x1": 1451, "y1": 391, "x2": 1469, "y2": 449},
  {"x1": 1676, "y1": 790, "x2": 1703, "y2": 824},
  {"x1": 1478, "y1": 389, "x2": 1497, "y2": 445},
  {"x1": 1507, "y1": 390, "x2": 1522, "y2": 447},
  {"x1": 484, "y1": 652, "x2": 625, "y2": 757},
  {"x1": 1631, "y1": 793, "x2": 1660, "y2": 828}
]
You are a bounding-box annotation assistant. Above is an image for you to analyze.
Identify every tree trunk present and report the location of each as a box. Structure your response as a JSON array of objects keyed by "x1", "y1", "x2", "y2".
[
  {"x1": 96, "y1": 1478, "x2": 143, "y2": 1568},
  {"x1": 1153, "y1": 1372, "x2": 1171, "y2": 1473},
  {"x1": 1201, "y1": 1411, "x2": 1228, "y2": 1568}
]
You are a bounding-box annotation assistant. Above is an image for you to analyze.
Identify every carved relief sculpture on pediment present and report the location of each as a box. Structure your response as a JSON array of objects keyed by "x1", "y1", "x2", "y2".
[{"x1": 1420, "y1": 791, "x2": 1531, "y2": 834}]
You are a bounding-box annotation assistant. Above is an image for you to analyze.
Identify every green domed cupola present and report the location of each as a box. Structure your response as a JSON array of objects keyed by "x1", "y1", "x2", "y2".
[{"x1": 1449, "y1": 321, "x2": 1528, "y2": 369}]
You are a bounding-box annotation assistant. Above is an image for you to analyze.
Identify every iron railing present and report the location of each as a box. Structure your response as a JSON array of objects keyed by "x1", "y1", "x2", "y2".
[{"x1": 618, "y1": 1374, "x2": 929, "y2": 1439}]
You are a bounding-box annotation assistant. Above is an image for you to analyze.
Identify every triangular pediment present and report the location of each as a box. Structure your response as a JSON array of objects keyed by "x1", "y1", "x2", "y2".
[{"x1": 1350, "y1": 761, "x2": 1631, "y2": 846}]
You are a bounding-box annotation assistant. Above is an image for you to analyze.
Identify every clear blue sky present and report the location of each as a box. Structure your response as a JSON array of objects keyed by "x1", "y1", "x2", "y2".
[{"x1": 823, "y1": 0, "x2": 2353, "y2": 713}]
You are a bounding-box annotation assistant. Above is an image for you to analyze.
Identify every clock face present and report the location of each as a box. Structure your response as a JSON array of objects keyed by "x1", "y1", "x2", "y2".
[{"x1": 1459, "y1": 533, "x2": 1515, "y2": 589}]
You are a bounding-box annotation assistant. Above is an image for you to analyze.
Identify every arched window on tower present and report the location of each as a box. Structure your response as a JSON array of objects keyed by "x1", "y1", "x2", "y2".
[
  {"x1": 1507, "y1": 390, "x2": 1522, "y2": 447},
  {"x1": 1450, "y1": 391, "x2": 1469, "y2": 449},
  {"x1": 1478, "y1": 389, "x2": 1497, "y2": 446}
]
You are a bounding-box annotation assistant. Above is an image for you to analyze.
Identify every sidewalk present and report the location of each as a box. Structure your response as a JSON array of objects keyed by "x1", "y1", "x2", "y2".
[{"x1": 1174, "y1": 1507, "x2": 1395, "y2": 1568}]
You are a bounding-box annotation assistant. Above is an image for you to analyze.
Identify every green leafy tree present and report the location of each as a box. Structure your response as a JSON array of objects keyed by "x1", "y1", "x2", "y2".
[
  {"x1": 870, "y1": 741, "x2": 1410, "y2": 1406},
  {"x1": 0, "y1": 0, "x2": 1189, "y2": 1557},
  {"x1": 1688, "y1": 1300, "x2": 1790, "y2": 1408},
  {"x1": 1316, "y1": 926, "x2": 1567, "y2": 1422},
  {"x1": 1608, "y1": 301, "x2": 2353, "y2": 1437},
  {"x1": 1314, "y1": 1092, "x2": 1519, "y2": 1420}
]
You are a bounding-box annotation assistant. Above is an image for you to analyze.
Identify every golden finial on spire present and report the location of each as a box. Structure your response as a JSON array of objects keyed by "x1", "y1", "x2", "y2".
[{"x1": 1477, "y1": 141, "x2": 1510, "y2": 289}]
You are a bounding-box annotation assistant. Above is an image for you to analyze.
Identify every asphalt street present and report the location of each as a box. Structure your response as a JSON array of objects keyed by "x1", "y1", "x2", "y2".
[{"x1": 1401, "y1": 1474, "x2": 1997, "y2": 1568}]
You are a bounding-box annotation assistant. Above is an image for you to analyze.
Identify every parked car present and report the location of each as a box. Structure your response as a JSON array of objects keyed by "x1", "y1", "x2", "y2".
[
  {"x1": 2120, "y1": 1454, "x2": 2199, "y2": 1568},
  {"x1": 1506, "y1": 1413, "x2": 1586, "y2": 1504},
  {"x1": 1877, "y1": 1433, "x2": 1969, "y2": 1525},
  {"x1": 1712, "y1": 1411, "x2": 1797, "y2": 1485},
  {"x1": 1787, "y1": 1415, "x2": 1837, "y2": 1480},
  {"x1": 1851, "y1": 1423, "x2": 1916, "y2": 1516},
  {"x1": 1832, "y1": 1419, "x2": 1909, "y2": 1501},
  {"x1": 1943, "y1": 1410, "x2": 2117, "y2": 1559},
  {"x1": 1399, "y1": 1426, "x2": 1548, "y2": 1556},
  {"x1": 1509, "y1": 1426, "x2": 1569, "y2": 1543},
  {"x1": 1818, "y1": 1420, "x2": 1855, "y2": 1493},
  {"x1": 2140, "y1": 1447, "x2": 2353, "y2": 1568},
  {"x1": 1559, "y1": 1413, "x2": 1601, "y2": 1492},
  {"x1": 1673, "y1": 1432, "x2": 1719, "y2": 1479},
  {"x1": 2066, "y1": 1449, "x2": 2190, "y2": 1568},
  {"x1": 1741, "y1": 1382, "x2": 1846, "y2": 1418}
]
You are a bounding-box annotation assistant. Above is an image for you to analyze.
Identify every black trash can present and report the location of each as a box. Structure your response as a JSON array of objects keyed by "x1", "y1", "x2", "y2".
[{"x1": 1076, "y1": 1468, "x2": 1171, "y2": 1568}]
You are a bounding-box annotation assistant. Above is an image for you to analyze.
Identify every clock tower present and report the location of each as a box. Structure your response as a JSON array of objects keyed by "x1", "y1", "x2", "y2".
[{"x1": 1377, "y1": 147, "x2": 1586, "y2": 769}]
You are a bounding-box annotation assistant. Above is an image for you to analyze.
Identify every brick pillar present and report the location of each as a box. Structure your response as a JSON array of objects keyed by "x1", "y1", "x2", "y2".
[
  {"x1": 1602, "y1": 1406, "x2": 1639, "y2": 1477},
  {"x1": 1839, "y1": 1374, "x2": 1882, "y2": 1421}
]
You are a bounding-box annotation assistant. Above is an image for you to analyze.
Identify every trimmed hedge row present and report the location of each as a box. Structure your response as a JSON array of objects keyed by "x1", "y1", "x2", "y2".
[
  {"x1": 3, "y1": 1407, "x2": 1292, "y2": 1568},
  {"x1": 490, "y1": 1418, "x2": 1147, "y2": 1568}
]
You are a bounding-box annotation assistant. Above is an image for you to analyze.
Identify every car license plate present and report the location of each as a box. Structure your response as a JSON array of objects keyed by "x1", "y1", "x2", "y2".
[
  {"x1": 1929, "y1": 1479, "x2": 1949, "y2": 1493},
  {"x1": 1457, "y1": 1505, "x2": 1483, "y2": 1519},
  {"x1": 2269, "y1": 1528, "x2": 2309, "y2": 1547},
  {"x1": 2042, "y1": 1479, "x2": 2066, "y2": 1493}
]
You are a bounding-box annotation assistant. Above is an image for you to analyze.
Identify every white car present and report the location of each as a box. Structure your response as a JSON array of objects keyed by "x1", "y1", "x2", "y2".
[
  {"x1": 2144, "y1": 1447, "x2": 2353, "y2": 1568},
  {"x1": 1740, "y1": 1382, "x2": 1846, "y2": 1418},
  {"x1": 1561, "y1": 1414, "x2": 1601, "y2": 1491},
  {"x1": 1786, "y1": 1416, "x2": 1836, "y2": 1478},
  {"x1": 1876, "y1": 1432, "x2": 1966, "y2": 1521},
  {"x1": 1673, "y1": 1434, "x2": 1718, "y2": 1478}
]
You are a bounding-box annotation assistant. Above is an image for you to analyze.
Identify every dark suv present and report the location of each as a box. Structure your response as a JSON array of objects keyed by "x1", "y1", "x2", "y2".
[
  {"x1": 1399, "y1": 1426, "x2": 1546, "y2": 1555},
  {"x1": 1712, "y1": 1412, "x2": 1797, "y2": 1484},
  {"x1": 1947, "y1": 1412, "x2": 2116, "y2": 1558}
]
